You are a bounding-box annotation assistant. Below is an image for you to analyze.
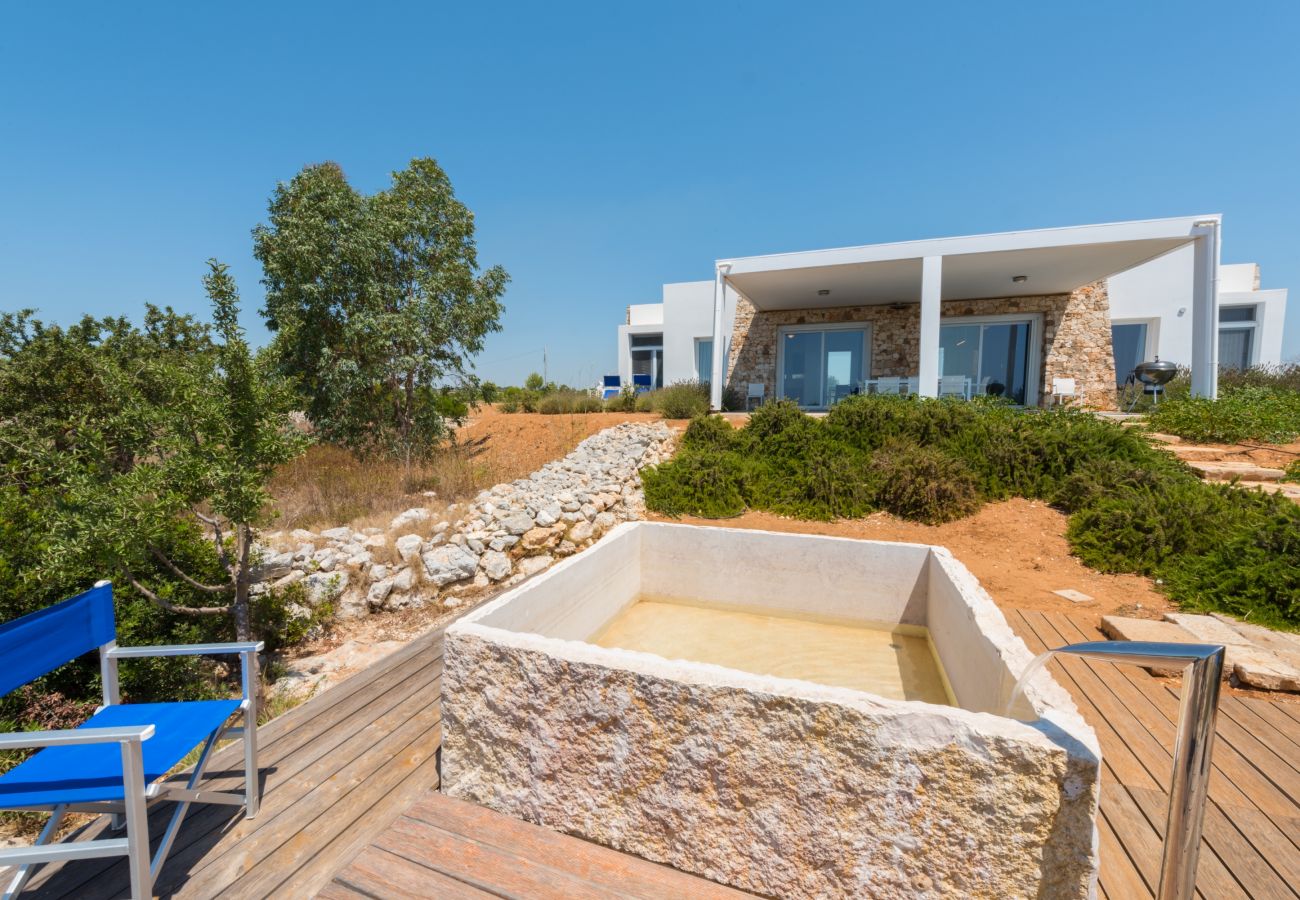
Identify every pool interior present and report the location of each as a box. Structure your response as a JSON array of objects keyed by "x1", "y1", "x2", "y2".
[{"x1": 589, "y1": 594, "x2": 955, "y2": 705}]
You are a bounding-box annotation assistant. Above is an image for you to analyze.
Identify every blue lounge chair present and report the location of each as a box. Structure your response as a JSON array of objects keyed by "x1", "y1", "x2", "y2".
[
  {"x1": 0, "y1": 582, "x2": 262, "y2": 897},
  {"x1": 632, "y1": 373, "x2": 652, "y2": 395},
  {"x1": 601, "y1": 375, "x2": 621, "y2": 401}
]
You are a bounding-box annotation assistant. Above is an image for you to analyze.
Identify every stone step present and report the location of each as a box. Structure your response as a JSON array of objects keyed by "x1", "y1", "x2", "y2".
[
  {"x1": 1187, "y1": 460, "x2": 1287, "y2": 482},
  {"x1": 1101, "y1": 614, "x2": 1300, "y2": 691}
]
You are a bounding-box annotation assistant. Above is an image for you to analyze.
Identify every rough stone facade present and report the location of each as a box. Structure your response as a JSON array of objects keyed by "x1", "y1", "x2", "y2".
[{"x1": 727, "y1": 281, "x2": 1117, "y2": 409}]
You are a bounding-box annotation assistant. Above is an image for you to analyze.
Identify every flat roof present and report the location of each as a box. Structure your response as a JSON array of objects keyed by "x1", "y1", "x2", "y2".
[{"x1": 721, "y1": 215, "x2": 1219, "y2": 310}]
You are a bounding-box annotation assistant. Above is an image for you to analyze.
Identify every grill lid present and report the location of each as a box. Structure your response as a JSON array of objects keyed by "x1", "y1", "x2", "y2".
[{"x1": 1133, "y1": 358, "x2": 1178, "y2": 386}]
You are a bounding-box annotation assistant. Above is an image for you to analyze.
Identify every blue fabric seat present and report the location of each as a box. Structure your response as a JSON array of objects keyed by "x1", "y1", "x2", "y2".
[{"x1": 0, "y1": 699, "x2": 240, "y2": 807}]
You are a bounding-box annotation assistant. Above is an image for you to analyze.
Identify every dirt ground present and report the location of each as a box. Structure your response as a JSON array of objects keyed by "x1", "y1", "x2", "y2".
[
  {"x1": 456, "y1": 405, "x2": 684, "y2": 481},
  {"x1": 651, "y1": 498, "x2": 1172, "y2": 619}
]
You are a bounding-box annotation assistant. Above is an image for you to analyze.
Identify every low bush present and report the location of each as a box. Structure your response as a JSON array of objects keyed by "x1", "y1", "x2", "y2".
[
  {"x1": 604, "y1": 387, "x2": 637, "y2": 412},
  {"x1": 643, "y1": 395, "x2": 1300, "y2": 626},
  {"x1": 650, "y1": 381, "x2": 711, "y2": 419},
  {"x1": 537, "y1": 389, "x2": 603, "y2": 414},
  {"x1": 1146, "y1": 386, "x2": 1300, "y2": 443}
]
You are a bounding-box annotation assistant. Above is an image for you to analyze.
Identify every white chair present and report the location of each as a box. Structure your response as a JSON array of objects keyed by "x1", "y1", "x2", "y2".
[
  {"x1": 938, "y1": 375, "x2": 969, "y2": 399},
  {"x1": 1051, "y1": 377, "x2": 1078, "y2": 407},
  {"x1": 745, "y1": 382, "x2": 766, "y2": 410},
  {"x1": 874, "y1": 376, "x2": 902, "y2": 396}
]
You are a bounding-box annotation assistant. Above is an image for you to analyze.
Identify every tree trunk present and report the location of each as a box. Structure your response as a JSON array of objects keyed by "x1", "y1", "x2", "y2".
[{"x1": 232, "y1": 523, "x2": 253, "y2": 642}]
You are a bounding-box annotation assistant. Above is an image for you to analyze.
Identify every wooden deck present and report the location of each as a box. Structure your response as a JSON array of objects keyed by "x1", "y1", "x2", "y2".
[
  {"x1": 1005, "y1": 609, "x2": 1300, "y2": 900},
  {"x1": 22, "y1": 608, "x2": 1300, "y2": 898}
]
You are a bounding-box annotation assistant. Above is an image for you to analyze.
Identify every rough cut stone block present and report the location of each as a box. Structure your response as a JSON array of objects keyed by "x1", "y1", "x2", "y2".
[
  {"x1": 1052, "y1": 589, "x2": 1094, "y2": 604},
  {"x1": 1188, "y1": 460, "x2": 1286, "y2": 482},
  {"x1": 446, "y1": 523, "x2": 1099, "y2": 899},
  {"x1": 1211, "y1": 614, "x2": 1300, "y2": 670}
]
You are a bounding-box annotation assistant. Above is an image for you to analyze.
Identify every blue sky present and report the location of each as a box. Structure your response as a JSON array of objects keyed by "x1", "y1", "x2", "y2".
[{"x1": 2, "y1": 1, "x2": 1297, "y2": 387}]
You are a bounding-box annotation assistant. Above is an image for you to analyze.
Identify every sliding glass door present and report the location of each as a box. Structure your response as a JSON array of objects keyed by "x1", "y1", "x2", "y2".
[
  {"x1": 778, "y1": 326, "x2": 869, "y2": 409},
  {"x1": 938, "y1": 318, "x2": 1035, "y2": 404}
]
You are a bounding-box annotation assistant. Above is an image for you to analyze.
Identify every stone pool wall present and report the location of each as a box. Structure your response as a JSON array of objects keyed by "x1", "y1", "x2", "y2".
[{"x1": 443, "y1": 524, "x2": 1100, "y2": 899}]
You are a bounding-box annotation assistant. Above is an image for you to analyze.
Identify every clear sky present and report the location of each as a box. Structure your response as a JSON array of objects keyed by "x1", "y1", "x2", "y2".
[{"x1": 2, "y1": 1, "x2": 1297, "y2": 387}]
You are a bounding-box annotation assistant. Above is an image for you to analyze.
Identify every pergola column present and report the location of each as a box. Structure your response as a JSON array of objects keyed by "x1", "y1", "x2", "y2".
[
  {"x1": 709, "y1": 263, "x2": 731, "y2": 410},
  {"x1": 917, "y1": 255, "x2": 943, "y2": 397},
  {"x1": 1190, "y1": 222, "x2": 1220, "y2": 398}
]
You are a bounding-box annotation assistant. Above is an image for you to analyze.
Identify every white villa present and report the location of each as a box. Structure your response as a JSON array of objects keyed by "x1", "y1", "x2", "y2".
[{"x1": 615, "y1": 216, "x2": 1288, "y2": 410}]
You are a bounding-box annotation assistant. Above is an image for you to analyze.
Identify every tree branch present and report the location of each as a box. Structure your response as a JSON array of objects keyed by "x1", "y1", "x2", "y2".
[
  {"x1": 193, "y1": 508, "x2": 232, "y2": 572},
  {"x1": 119, "y1": 565, "x2": 231, "y2": 616},
  {"x1": 148, "y1": 545, "x2": 236, "y2": 593}
]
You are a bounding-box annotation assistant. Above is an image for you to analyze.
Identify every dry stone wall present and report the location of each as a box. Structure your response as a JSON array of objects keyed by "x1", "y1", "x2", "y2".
[
  {"x1": 254, "y1": 422, "x2": 675, "y2": 629},
  {"x1": 727, "y1": 281, "x2": 1117, "y2": 409}
]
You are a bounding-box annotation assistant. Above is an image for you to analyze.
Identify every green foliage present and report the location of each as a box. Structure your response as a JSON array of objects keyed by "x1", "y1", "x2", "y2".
[
  {"x1": 644, "y1": 395, "x2": 1300, "y2": 626},
  {"x1": 1146, "y1": 386, "x2": 1300, "y2": 443},
  {"x1": 537, "y1": 390, "x2": 603, "y2": 414},
  {"x1": 254, "y1": 158, "x2": 508, "y2": 462},
  {"x1": 0, "y1": 260, "x2": 309, "y2": 711},
  {"x1": 603, "y1": 387, "x2": 637, "y2": 412},
  {"x1": 869, "y1": 442, "x2": 981, "y2": 524},
  {"x1": 480, "y1": 381, "x2": 500, "y2": 403},
  {"x1": 524, "y1": 372, "x2": 545, "y2": 391},
  {"x1": 643, "y1": 381, "x2": 711, "y2": 419},
  {"x1": 1284, "y1": 460, "x2": 1300, "y2": 484}
]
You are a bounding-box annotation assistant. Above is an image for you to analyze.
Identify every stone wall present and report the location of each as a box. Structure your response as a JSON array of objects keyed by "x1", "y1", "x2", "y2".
[{"x1": 726, "y1": 281, "x2": 1117, "y2": 409}]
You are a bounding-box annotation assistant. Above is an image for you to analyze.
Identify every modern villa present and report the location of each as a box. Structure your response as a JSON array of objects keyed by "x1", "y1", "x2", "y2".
[{"x1": 615, "y1": 216, "x2": 1289, "y2": 410}]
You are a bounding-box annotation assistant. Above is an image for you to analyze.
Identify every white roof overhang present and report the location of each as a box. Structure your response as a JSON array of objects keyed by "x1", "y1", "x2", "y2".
[{"x1": 721, "y1": 215, "x2": 1219, "y2": 311}]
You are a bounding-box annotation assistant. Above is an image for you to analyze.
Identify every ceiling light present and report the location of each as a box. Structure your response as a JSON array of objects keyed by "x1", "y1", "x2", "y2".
[
  {"x1": 1012, "y1": 275, "x2": 1028, "y2": 283},
  {"x1": 817, "y1": 289, "x2": 831, "y2": 296}
]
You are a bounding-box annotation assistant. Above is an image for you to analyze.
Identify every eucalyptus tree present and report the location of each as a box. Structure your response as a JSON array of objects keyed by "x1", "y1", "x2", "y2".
[{"x1": 254, "y1": 157, "x2": 509, "y2": 464}]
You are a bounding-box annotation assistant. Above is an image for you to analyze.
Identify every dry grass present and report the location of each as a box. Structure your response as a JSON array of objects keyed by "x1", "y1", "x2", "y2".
[{"x1": 267, "y1": 407, "x2": 663, "y2": 532}]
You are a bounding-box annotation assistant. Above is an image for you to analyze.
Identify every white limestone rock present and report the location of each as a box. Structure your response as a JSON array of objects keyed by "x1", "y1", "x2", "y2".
[
  {"x1": 394, "y1": 533, "x2": 424, "y2": 563},
  {"x1": 421, "y1": 545, "x2": 480, "y2": 587},
  {"x1": 479, "y1": 550, "x2": 512, "y2": 581},
  {"x1": 389, "y1": 507, "x2": 432, "y2": 531}
]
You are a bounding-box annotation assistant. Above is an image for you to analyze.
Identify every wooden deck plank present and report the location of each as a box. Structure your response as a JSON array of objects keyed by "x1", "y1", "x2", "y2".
[
  {"x1": 403, "y1": 793, "x2": 752, "y2": 898},
  {"x1": 29, "y1": 656, "x2": 443, "y2": 898},
  {"x1": 330, "y1": 846, "x2": 496, "y2": 899}
]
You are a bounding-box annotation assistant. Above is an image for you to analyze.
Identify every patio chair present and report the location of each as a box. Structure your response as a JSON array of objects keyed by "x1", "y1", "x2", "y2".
[
  {"x1": 1051, "y1": 377, "x2": 1078, "y2": 407},
  {"x1": 745, "y1": 382, "x2": 765, "y2": 410},
  {"x1": 632, "y1": 373, "x2": 653, "y2": 395},
  {"x1": 601, "y1": 375, "x2": 621, "y2": 401},
  {"x1": 874, "y1": 376, "x2": 902, "y2": 396},
  {"x1": 0, "y1": 582, "x2": 262, "y2": 898},
  {"x1": 938, "y1": 375, "x2": 969, "y2": 399}
]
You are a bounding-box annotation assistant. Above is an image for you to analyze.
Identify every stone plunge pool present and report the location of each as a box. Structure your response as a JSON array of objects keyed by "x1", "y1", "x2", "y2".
[{"x1": 443, "y1": 522, "x2": 1100, "y2": 898}]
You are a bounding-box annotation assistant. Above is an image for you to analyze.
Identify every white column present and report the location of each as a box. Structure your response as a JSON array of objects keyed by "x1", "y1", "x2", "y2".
[
  {"x1": 1190, "y1": 223, "x2": 1220, "y2": 398},
  {"x1": 709, "y1": 263, "x2": 731, "y2": 410},
  {"x1": 917, "y1": 255, "x2": 943, "y2": 397}
]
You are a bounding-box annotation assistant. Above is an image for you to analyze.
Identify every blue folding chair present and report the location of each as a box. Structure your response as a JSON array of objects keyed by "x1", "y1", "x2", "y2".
[
  {"x1": 0, "y1": 582, "x2": 262, "y2": 898},
  {"x1": 601, "y1": 375, "x2": 621, "y2": 401},
  {"x1": 632, "y1": 373, "x2": 652, "y2": 395}
]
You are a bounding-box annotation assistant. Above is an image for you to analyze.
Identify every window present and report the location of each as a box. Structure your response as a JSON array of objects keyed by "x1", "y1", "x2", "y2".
[
  {"x1": 938, "y1": 319, "x2": 1034, "y2": 404},
  {"x1": 1111, "y1": 323, "x2": 1149, "y2": 386},
  {"x1": 777, "y1": 326, "x2": 869, "y2": 409},
  {"x1": 695, "y1": 339, "x2": 713, "y2": 387},
  {"x1": 629, "y1": 333, "x2": 663, "y2": 388},
  {"x1": 1218, "y1": 306, "x2": 1257, "y2": 371}
]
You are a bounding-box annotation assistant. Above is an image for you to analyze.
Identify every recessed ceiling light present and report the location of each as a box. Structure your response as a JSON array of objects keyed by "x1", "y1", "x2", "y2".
[
  {"x1": 1012, "y1": 275, "x2": 1028, "y2": 283},
  {"x1": 817, "y1": 289, "x2": 831, "y2": 296}
]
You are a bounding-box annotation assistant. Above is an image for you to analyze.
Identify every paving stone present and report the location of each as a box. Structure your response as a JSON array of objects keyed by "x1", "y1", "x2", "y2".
[
  {"x1": 1188, "y1": 460, "x2": 1286, "y2": 482},
  {"x1": 1210, "y1": 614, "x2": 1300, "y2": 671},
  {"x1": 1162, "y1": 613, "x2": 1253, "y2": 646},
  {"x1": 1052, "y1": 589, "x2": 1094, "y2": 604}
]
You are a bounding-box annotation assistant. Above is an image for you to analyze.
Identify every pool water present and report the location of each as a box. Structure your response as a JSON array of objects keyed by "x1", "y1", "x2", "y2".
[{"x1": 590, "y1": 596, "x2": 954, "y2": 705}]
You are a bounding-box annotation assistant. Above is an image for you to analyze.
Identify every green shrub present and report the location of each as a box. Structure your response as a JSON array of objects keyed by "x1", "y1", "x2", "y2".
[
  {"x1": 536, "y1": 389, "x2": 603, "y2": 415},
  {"x1": 680, "y1": 414, "x2": 738, "y2": 451},
  {"x1": 869, "y1": 442, "x2": 982, "y2": 524},
  {"x1": 604, "y1": 387, "x2": 637, "y2": 412},
  {"x1": 1284, "y1": 460, "x2": 1300, "y2": 484},
  {"x1": 642, "y1": 451, "x2": 747, "y2": 518},
  {"x1": 634, "y1": 391, "x2": 655, "y2": 413},
  {"x1": 1146, "y1": 386, "x2": 1300, "y2": 443},
  {"x1": 650, "y1": 381, "x2": 710, "y2": 419}
]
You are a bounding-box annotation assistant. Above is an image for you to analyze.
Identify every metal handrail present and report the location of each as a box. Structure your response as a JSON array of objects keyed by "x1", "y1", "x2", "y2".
[{"x1": 1051, "y1": 640, "x2": 1224, "y2": 900}]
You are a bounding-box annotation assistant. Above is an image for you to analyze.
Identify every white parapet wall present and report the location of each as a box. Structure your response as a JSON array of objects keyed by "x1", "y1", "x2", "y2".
[{"x1": 444, "y1": 523, "x2": 1100, "y2": 899}]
